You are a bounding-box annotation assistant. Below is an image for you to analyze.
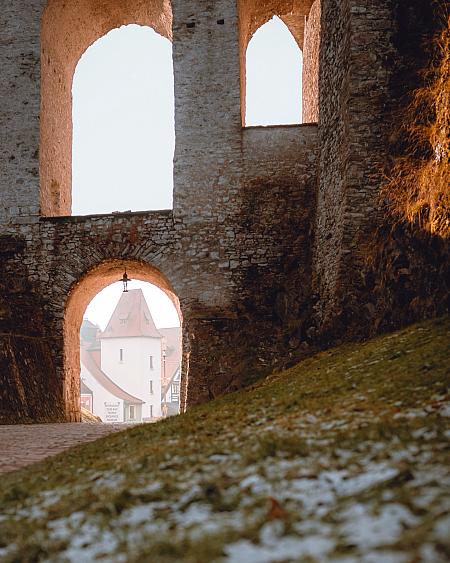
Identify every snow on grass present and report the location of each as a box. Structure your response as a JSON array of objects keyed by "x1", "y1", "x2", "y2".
[
  {"x1": 339, "y1": 502, "x2": 419, "y2": 549},
  {"x1": 0, "y1": 316, "x2": 449, "y2": 562},
  {"x1": 225, "y1": 534, "x2": 335, "y2": 563}
]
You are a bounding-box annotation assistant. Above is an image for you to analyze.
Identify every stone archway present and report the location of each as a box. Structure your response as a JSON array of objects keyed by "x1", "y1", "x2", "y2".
[
  {"x1": 64, "y1": 258, "x2": 182, "y2": 422},
  {"x1": 40, "y1": 0, "x2": 173, "y2": 216},
  {"x1": 237, "y1": 0, "x2": 319, "y2": 125}
]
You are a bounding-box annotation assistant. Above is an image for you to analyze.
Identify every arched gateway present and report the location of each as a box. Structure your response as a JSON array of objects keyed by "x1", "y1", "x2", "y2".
[
  {"x1": 1, "y1": 0, "x2": 322, "y2": 423},
  {"x1": 64, "y1": 259, "x2": 182, "y2": 422}
]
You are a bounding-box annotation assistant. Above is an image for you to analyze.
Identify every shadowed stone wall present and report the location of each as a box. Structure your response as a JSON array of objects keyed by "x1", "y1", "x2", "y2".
[
  {"x1": 0, "y1": 119, "x2": 318, "y2": 422},
  {"x1": 312, "y1": 0, "x2": 448, "y2": 338},
  {"x1": 313, "y1": 0, "x2": 396, "y2": 327},
  {"x1": 0, "y1": 0, "x2": 447, "y2": 423}
]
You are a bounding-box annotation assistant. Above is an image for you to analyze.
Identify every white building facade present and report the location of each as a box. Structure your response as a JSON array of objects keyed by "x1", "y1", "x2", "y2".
[
  {"x1": 101, "y1": 335, "x2": 162, "y2": 420},
  {"x1": 100, "y1": 289, "x2": 163, "y2": 421},
  {"x1": 80, "y1": 289, "x2": 181, "y2": 423}
]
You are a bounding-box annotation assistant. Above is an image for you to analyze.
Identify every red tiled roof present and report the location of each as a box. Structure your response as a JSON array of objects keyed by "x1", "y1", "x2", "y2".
[
  {"x1": 101, "y1": 289, "x2": 162, "y2": 339},
  {"x1": 81, "y1": 345, "x2": 144, "y2": 405}
]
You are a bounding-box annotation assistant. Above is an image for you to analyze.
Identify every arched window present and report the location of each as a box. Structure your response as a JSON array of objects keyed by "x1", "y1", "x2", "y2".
[
  {"x1": 72, "y1": 25, "x2": 174, "y2": 215},
  {"x1": 40, "y1": 0, "x2": 173, "y2": 217},
  {"x1": 245, "y1": 16, "x2": 303, "y2": 127}
]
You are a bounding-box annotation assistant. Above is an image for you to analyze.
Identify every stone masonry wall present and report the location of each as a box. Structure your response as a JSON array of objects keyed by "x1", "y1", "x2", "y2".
[
  {"x1": 312, "y1": 0, "x2": 448, "y2": 338},
  {"x1": 337, "y1": 0, "x2": 395, "y2": 296},
  {"x1": 0, "y1": 1, "x2": 43, "y2": 224},
  {"x1": 1, "y1": 0, "x2": 319, "y2": 429},
  {"x1": 312, "y1": 0, "x2": 351, "y2": 324},
  {"x1": 0, "y1": 116, "x2": 318, "y2": 422},
  {"x1": 313, "y1": 0, "x2": 397, "y2": 327},
  {"x1": 302, "y1": 0, "x2": 321, "y2": 123},
  {"x1": 1, "y1": 0, "x2": 447, "y2": 423}
]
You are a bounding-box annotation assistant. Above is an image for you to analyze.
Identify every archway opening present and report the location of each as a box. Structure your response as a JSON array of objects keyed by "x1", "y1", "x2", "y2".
[
  {"x1": 41, "y1": 0, "x2": 173, "y2": 217},
  {"x1": 64, "y1": 260, "x2": 183, "y2": 422},
  {"x1": 80, "y1": 280, "x2": 180, "y2": 423},
  {"x1": 237, "y1": 0, "x2": 319, "y2": 126},
  {"x1": 245, "y1": 16, "x2": 303, "y2": 127},
  {"x1": 72, "y1": 25, "x2": 175, "y2": 215}
]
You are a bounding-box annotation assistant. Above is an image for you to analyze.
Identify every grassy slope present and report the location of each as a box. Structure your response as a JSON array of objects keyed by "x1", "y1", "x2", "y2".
[{"x1": 0, "y1": 317, "x2": 449, "y2": 562}]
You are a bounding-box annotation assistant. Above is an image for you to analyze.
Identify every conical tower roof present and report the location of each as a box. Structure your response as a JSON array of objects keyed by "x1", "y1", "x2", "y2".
[{"x1": 101, "y1": 289, "x2": 162, "y2": 339}]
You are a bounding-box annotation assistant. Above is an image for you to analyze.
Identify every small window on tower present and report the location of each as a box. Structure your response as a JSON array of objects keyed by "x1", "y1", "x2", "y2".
[
  {"x1": 120, "y1": 348, "x2": 124, "y2": 362},
  {"x1": 149, "y1": 355, "x2": 154, "y2": 369},
  {"x1": 150, "y1": 405, "x2": 153, "y2": 418},
  {"x1": 150, "y1": 380, "x2": 154, "y2": 394}
]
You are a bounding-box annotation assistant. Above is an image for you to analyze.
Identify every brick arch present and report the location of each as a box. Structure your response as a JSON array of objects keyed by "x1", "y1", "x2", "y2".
[
  {"x1": 237, "y1": 0, "x2": 317, "y2": 125},
  {"x1": 64, "y1": 258, "x2": 182, "y2": 422},
  {"x1": 40, "y1": 0, "x2": 173, "y2": 217}
]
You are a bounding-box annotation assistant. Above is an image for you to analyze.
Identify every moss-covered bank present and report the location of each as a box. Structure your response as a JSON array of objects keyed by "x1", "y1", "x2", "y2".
[{"x1": 1, "y1": 317, "x2": 449, "y2": 562}]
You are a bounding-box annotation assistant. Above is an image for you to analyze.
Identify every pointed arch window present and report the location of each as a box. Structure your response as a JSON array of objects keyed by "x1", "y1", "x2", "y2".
[{"x1": 245, "y1": 16, "x2": 303, "y2": 127}]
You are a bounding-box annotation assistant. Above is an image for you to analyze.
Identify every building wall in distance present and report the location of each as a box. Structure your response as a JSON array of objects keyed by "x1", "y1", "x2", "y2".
[
  {"x1": 80, "y1": 363, "x2": 126, "y2": 423},
  {"x1": 101, "y1": 336, "x2": 163, "y2": 420}
]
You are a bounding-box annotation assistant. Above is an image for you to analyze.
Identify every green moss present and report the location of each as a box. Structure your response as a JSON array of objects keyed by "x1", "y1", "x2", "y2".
[{"x1": 0, "y1": 316, "x2": 449, "y2": 561}]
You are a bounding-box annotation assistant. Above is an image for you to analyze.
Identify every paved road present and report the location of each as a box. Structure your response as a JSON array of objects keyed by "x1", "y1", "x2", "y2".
[{"x1": 0, "y1": 423, "x2": 130, "y2": 474}]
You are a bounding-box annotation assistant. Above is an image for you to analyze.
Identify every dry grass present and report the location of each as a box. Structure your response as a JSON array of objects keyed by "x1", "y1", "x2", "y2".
[
  {"x1": 383, "y1": 12, "x2": 450, "y2": 238},
  {"x1": 0, "y1": 317, "x2": 449, "y2": 561}
]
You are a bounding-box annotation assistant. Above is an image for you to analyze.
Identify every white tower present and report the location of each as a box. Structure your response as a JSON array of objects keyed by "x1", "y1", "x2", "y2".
[{"x1": 100, "y1": 289, "x2": 162, "y2": 420}]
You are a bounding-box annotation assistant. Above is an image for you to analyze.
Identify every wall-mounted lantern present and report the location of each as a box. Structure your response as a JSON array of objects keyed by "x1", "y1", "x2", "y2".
[{"x1": 120, "y1": 269, "x2": 131, "y2": 293}]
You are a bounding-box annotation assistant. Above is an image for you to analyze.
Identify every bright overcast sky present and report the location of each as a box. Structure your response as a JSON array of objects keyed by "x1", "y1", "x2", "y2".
[
  {"x1": 246, "y1": 16, "x2": 302, "y2": 126},
  {"x1": 74, "y1": 18, "x2": 301, "y2": 328},
  {"x1": 72, "y1": 25, "x2": 174, "y2": 216},
  {"x1": 84, "y1": 281, "x2": 180, "y2": 331}
]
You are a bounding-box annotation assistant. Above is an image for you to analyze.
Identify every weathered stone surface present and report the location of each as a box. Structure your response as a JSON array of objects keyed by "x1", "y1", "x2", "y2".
[
  {"x1": 0, "y1": 0, "x2": 448, "y2": 423},
  {"x1": 312, "y1": 0, "x2": 448, "y2": 336},
  {"x1": 0, "y1": 423, "x2": 129, "y2": 472},
  {"x1": 302, "y1": 0, "x2": 320, "y2": 123},
  {"x1": 0, "y1": 119, "x2": 318, "y2": 421}
]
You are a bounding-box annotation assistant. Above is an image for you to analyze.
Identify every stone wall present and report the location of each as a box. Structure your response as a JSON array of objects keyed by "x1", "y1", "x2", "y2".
[
  {"x1": 312, "y1": 0, "x2": 351, "y2": 324},
  {"x1": 302, "y1": 0, "x2": 320, "y2": 122},
  {"x1": 0, "y1": 1, "x2": 42, "y2": 224},
  {"x1": 0, "y1": 119, "x2": 318, "y2": 422},
  {"x1": 0, "y1": 0, "x2": 447, "y2": 423},
  {"x1": 312, "y1": 0, "x2": 448, "y2": 337}
]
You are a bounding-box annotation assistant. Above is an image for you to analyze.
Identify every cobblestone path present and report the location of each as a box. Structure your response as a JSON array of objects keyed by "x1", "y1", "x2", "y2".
[{"x1": 0, "y1": 424, "x2": 130, "y2": 474}]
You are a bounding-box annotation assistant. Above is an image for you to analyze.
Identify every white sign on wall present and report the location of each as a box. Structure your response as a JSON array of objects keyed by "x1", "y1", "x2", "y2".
[{"x1": 104, "y1": 401, "x2": 121, "y2": 422}]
